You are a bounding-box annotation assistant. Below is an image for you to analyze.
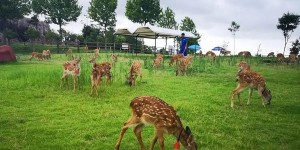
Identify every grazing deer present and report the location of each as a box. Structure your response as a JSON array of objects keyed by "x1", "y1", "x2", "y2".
[
  {"x1": 276, "y1": 53, "x2": 285, "y2": 64},
  {"x1": 169, "y1": 54, "x2": 184, "y2": 66},
  {"x1": 267, "y1": 52, "x2": 275, "y2": 57},
  {"x1": 115, "y1": 96, "x2": 198, "y2": 150},
  {"x1": 127, "y1": 60, "x2": 142, "y2": 86},
  {"x1": 176, "y1": 57, "x2": 192, "y2": 76},
  {"x1": 65, "y1": 49, "x2": 73, "y2": 57},
  {"x1": 60, "y1": 57, "x2": 81, "y2": 92},
  {"x1": 205, "y1": 51, "x2": 216, "y2": 62},
  {"x1": 153, "y1": 53, "x2": 163, "y2": 68},
  {"x1": 238, "y1": 51, "x2": 252, "y2": 58},
  {"x1": 288, "y1": 54, "x2": 297, "y2": 64},
  {"x1": 220, "y1": 50, "x2": 231, "y2": 56},
  {"x1": 231, "y1": 62, "x2": 272, "y2": 108},
  {"x1": 90, "y1": 62, "x2": 112, "y2": 95},
  {"x1": 29, "y1": 52, "x2": 43, "y2": 61}
]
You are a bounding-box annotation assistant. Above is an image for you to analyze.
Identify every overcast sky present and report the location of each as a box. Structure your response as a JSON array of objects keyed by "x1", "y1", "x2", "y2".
[{"x1": 50, "y1": 0, "x2": 300, "y2": 55}]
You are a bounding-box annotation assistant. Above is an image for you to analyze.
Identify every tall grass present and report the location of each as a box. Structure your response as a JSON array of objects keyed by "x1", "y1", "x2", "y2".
[{"x1": 0, "y1": 53, "x2": 299, "y2": 150}]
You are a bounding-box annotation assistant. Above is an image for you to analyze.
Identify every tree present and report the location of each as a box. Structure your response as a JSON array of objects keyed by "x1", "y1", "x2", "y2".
[
  {"x1": 125, "y1": 0, "x2": 161, "y2": 25},
  {"x1": 88, "y1": 0, "x2": 117, "y2": 50},
  {"x1": 82, "y1": 25, "x2": 100, "y2": 43},
  {"x1": 228, "y1": 21, "x2": 240, "y2": 55},
  {"x1": 25, "y1": 27, "x2": 40, "y2": 50},
  {"x1": 3, "y1": 28, "x2": 18, "y2": 44},
  {"x1": 157, "y1": 7, "x2": 177, "y2": 29},
  {"x1": 290, "y1": 37, "x2": 300, "y2": 55},
  {"x1": 180, "y1": 17, "x2": 201, "y2": 46},
  {"x1": 33, "y1": 0, "x2": 82, "y2": 52},
  {"x1": 0, "y1": 0, "x2": 31, "y2": 30},
  {"x1": 277, "y1": 12, "x2": 300, "y2": 54}
]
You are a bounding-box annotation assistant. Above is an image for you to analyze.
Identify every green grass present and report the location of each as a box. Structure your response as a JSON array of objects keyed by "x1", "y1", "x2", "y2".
[{"x1": 1, "y1": 53, "x2": 300, "y2": 150}]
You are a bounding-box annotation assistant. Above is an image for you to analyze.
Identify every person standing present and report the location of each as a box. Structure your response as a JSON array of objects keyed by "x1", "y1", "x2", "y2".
[{"x1": 179, "y1": 33, "x2": 188, "y2": 56}]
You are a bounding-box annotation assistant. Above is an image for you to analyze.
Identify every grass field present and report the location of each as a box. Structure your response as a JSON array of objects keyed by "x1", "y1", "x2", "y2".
[{"x1": 0, "y1": 52, "x2": 300, "y2": 150}]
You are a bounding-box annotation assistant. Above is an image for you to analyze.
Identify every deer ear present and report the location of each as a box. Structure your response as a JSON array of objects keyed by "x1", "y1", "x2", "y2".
[{"x1": 186, "y1": 126, "x2": 191, "y2": 136}]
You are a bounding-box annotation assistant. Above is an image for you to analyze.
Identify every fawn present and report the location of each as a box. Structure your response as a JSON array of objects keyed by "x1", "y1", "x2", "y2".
[
  {"x1": 65, "y1": 49, "x2": 73, "y2": 57},
  {"x1": 205, "y1": 51, "x2": 216, "y2": 62},
  {"x1": 90, "y1": 62, "x2": 112, "y2": 95},
  {"x1": 127, "y1": 60, "x2": 142, "y2": 86},
  {"x1": 115, "y1": 96, "x2": 198, "y2": 150},
  {"x1": 176, "y1": 57, "x2": 192, "y2": 76},
  {"x1": 169, "y1": 54, "x2": 184, "y2": 66},
  {"x1": 42, "y1": 49, "x2": 51, "y2": 60},
  {"x1": 60, "y1": 57, "x2": 81, "y2": 92},
  {"x1": 153, "y1": 53, "x2": 163, "y2": 68},
  {"x1": 29, "y1": 52, "x2": 43, "y2": 61},
  {"x1": 231, "y1": 61, "x2": 272, "y2": 108}
]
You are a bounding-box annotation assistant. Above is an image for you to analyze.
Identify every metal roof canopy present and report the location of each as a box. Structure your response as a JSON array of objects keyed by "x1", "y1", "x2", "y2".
[{"x1": 114, "y1": 26, "x2": 198, "y2": 39}]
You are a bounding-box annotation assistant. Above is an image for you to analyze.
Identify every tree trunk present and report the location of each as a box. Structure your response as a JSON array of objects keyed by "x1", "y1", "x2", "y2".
[
  {"x1": 104, "y1": 24, "x2": 107, "y2": 51},
  {"x1": 58, "y1": 23, "x2": 62, "y2": 53}
]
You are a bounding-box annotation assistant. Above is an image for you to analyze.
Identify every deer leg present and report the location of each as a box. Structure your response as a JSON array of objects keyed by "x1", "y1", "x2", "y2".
[
  {"x1": 156, "y1": 128, "x2": 165, "y2": 150},
  {"x1": 134, "y1": 124, "x2": 146, "y2": 150},
  {"x1": 60, "y1": 74, "x2": 67, "y2": 89},
  {"x1": 247, "y1": 88, "x2": 253, "y2": 105},
  {"x1": 115, "y1": 117, "x2": 141, "y2": 150},
  {"x1": 73, "y1": 76, "x2": 76, "y2": 92},
  {"x1": 149, "y1": 135, "x2": 158, "y2": 150},
  {"x1": 231, "y1": 84, "x2": 245, "y2": 108}
]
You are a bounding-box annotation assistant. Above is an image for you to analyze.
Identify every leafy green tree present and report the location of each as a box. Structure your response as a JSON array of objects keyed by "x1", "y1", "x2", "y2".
[
  {"x1": 157, "y1": 7, "x2": 177, "y2": 29},
  {"x1": 25, "y1": 27, "x2": 40, "y2": 41},
  {"x1": 45, "y1": 29, "x2": 60, "y2": 47},
  {"x1": 32, "y1": 0, "x2": 82, "y2": 52},
  {"x1": 228, "y1": 21, "x2": 240, "y2": 55},
  {"x1": 25, "y1": 27, "x2": 40, "y2": 50},
  {"x1": 3, "y1": 28, "x2": 18, "y2": 44},
  {"x1": 125, "y1": 0, "x2": 161, "y2": 25},
  {"x1": 180, "y1": 17, "x2": 201, "y2": 46},
  {"x1": 277, "y1": 12, "x2": 300, "y2": 54},
  {"x1": 0, "y1": 0, "x2": 31, "y2": 30},
  {"x1": 290, "y1": 37, "x2": 300, "y2": 55},
  {"x1": 30, "y1": 15, "x2": 39, "y2": 29},
  {"x1": 82, "y1": 25, "x2": 100, "y2": 43},
  {"x1": 88, "y1": 0, "x2": 117, "y2": 50}
]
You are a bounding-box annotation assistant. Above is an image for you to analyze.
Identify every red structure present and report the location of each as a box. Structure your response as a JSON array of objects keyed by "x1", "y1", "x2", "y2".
[{"x1": 0, "y1": 45, "x2": 17, "y2": 62}]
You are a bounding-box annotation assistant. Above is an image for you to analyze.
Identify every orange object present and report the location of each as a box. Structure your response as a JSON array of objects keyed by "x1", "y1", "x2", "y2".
[{"x1": 173, "y1": 141, "x2": 180, "y2": 149}]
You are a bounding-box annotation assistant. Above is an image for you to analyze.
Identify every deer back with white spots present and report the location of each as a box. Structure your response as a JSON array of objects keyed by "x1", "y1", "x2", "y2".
[{"x1": 115, "y1": 96, "x2": 198, "y2": 150}]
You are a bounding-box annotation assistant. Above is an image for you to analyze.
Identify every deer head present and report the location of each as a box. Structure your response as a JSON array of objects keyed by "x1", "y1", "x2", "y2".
[{"x1": 262, "y1": 88, "x2": 272, "y2": 105}]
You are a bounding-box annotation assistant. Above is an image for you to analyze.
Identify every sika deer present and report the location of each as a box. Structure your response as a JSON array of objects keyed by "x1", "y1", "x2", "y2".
[
  {"x1": 176, "y1": 57, "x2": 192, "y2": 76},
  {"x1": 94, "y1": 48, "x2": 100, "y2": 58},
  {"x1": 205, "y1": 51, "x2": 216, "y2": 62},
  {"x1": 42, "y1": 49, "x2": 51, "y2": 59},
  {"x1": 276, "y1": 53, "x2": 285, "y2": 64},
  {"x1": 65, "y1": 49, "x2": 73, "y2": 57},
  {"x1": 169, "y1": 54, "x2": 184, "y2": 66},
  {"x1": 115, "y1": 96, "x2": 198, "y2": 150},
  {"x1": 127, "y1": 60, "x2": 142, "y2": 86},
  {"x1": 153, "y1": 53, "x2": 163, "y2": 68},
  {"x1": 60, "y1": 57, "x2": 81, "y2": 92},
  {"x1": 90, "y1": 62, "x2": 112, "y2": 95},
  {"x1": 231, "y1": 62, "x2": 272, "y2": 108},
  {"x1": 29, "y1": 52, "x2": 43, "y2": 61}
]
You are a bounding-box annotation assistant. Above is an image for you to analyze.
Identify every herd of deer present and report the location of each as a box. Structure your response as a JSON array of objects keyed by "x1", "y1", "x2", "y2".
[{"x1": 28, "y1": 48, "x2": 279, "y2": 150}]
